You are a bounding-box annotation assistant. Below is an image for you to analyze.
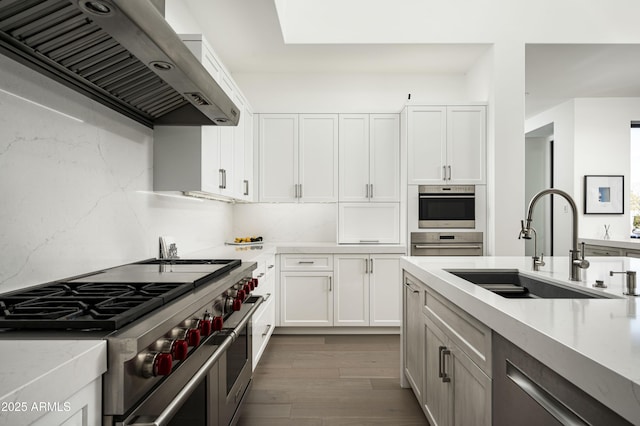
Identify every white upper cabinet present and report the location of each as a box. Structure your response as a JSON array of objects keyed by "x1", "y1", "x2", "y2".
[
  {"x1": 259, "y1": 114, "x2": 298, "y2": 202},
  {"x1": 154, "y1": 34, "x2": 254, "y2": 201},
  {"x1": 299, "y1": 114, "x2": 339, "y2": 202},
  {"x1": 339, "y1": 114, "x2": 400, "y2": 202},
  {"x1": 407, "y1": 105, "x2": 486, "y2": 184},
  {"x1": 259, "y1": 114, "x2": 338, "y2": 202}
]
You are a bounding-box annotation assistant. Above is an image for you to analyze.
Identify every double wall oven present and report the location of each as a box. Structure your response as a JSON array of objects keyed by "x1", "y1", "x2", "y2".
[
  {"x1": 409, "y1": 185, "x2": 485, "y2": 256},
  {"x1": 0, "y1": 258, "x2": 261, "y2": 426}
]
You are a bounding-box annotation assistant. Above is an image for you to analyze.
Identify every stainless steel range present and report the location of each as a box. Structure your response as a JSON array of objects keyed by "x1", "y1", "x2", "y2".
[{"x1": 0, "y1": 258, "x2": 261, "y2": 426}]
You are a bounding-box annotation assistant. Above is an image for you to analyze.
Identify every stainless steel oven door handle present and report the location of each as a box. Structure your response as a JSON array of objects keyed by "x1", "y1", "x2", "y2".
[
  {"x1": 124, "y1": 336, "x2": 234, "y2": 426},
  {"x1": 414, "y1": 244, "x2": 482, "y2": 250},
  {"x1": 229, "y1": 296, "x2": 263, "y2": 341},
  {"x1": 418, "y1": 195, "x2": 475, "y2": 198}
]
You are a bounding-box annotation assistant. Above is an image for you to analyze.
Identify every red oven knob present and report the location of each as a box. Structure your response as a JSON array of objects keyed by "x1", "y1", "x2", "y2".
[
  {"x1": 200, "y1": 319, "x2": 212, "y2": 337},
  {"x1": 251, "y1": 278, "x2": 258, "y2": 288},
  {"x1": 232, "y1": 298, "x2": 242, "y2": 311},
  {"x1": 212, "y1": 316, "x2": 224, "y2": 331},
  {"x1": 172, "y1": 340, "x2": 189, "y2": 361},
  {"x1": 154, "y1": 353, "x2": 173, "y2": 376},
  {"x1": 243, "y1": 283, "x2": 251, "y2": 293},
  {"x1": 237, "y1": 289, "x2": 246, "y2": 300},
  {"x1": 186, "y1": 328, "x2": 201, "y2": 347}
]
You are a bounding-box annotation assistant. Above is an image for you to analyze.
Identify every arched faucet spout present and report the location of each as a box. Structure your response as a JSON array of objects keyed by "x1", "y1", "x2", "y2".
[{"x1": 521, "y1": 188, "x2": 589, "y2": 281}]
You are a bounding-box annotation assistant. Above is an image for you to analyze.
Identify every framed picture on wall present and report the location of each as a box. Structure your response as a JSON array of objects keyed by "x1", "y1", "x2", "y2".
[{"x1": 584, "y1": 175, "x2": 624, "y2": 214}]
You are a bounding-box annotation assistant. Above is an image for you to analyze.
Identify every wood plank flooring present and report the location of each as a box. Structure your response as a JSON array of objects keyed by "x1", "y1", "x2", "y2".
[{"x1": 237, "y1": 334, "x2": 429, "y2": 426}]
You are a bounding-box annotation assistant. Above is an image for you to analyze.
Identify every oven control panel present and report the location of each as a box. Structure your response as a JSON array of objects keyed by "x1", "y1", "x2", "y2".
[{"x1": 136, "y1": 276, "x2": 255, "y2": 378}]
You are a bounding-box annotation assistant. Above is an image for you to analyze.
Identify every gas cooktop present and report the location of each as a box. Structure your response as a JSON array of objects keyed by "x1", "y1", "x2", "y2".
[{"x1": 0, "y1": 259, "x2": 241, "y2": 330}]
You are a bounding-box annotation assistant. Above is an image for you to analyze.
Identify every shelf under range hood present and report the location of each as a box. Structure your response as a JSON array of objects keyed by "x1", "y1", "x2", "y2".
[{"x1": 0, "y1": 0, "x2": 240, "y2": 128}]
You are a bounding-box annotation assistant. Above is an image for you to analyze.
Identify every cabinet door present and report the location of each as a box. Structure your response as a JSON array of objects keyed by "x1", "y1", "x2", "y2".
[
  {"x1": 334, "y1": 255, "x2": 369, "y2": 326},
  {"x1": 369, "y1": 114, "x2": 400, "y2": 202},
  {"x1": 281, "y1": 272, "x2": 333, "y2": 326},
  {"x1": 219, "y1": 127, "x2": 234, "y2": 196},
  {"x1": 338, "y1": 203, "x2": 400, "y2": 244},
  {"x1": 233, "y1": 94, "x2": 246, "y2": 199},
  {"x1": 407, "y1": 106, "x2": 447, "y2": 184},
  {"x1": 339, "y1": 114, "x2": 370, "y2": 201},
  {"x1": 450, "y1": 344, "x2": 491, "y2": 426},
  {"x1": 243, "y1": 108, "x2": 254, "y2": 200},
  {"x1": 201, "y1": 126, "x2": 221, "y2": 194},
  {"x1": 403, "y1": 274, "x2": 423, "y2": 401},
  {"x1": 259, "y1": 114, "x2": 298, "y2": 202},
  {"x1": 424, "y1": 317, "x2": 453, "y2": 426},
  {"x1": 299, "y1": 114, "x2": 338, "y2": 202},
  {"x1": 369, "y1": 255, "x2": 401, "y2": 326},
  {"x1": 447, "y1": 106, "x2": 486, "y2": 184}
]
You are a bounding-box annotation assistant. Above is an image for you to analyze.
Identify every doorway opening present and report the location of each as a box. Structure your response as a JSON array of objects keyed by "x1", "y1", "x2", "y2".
[{"x1": 525, "y1": 123, "x2": 555, "y2": 257}]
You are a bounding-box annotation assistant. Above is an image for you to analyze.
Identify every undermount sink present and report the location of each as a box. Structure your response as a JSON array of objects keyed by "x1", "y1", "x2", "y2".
[{"x1": 446, "y1": 270, "x2": 615, "y2": 299}]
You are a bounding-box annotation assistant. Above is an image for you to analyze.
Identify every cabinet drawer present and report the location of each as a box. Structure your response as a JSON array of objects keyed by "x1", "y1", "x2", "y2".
[
  {"x1": 424, "y1": 286, "x2": 492, "y2": 377},
  {"x1": 252, "y1": 296, "x2": 276, "y2": 369},
  {"x1": 281, "y1": 254, "x2": 333, "y2": 271}
]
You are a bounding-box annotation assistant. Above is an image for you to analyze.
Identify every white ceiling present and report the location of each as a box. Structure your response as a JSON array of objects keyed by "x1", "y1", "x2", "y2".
[{"x1": 183, "y1": 1, "x2": 640, "y2": 118}]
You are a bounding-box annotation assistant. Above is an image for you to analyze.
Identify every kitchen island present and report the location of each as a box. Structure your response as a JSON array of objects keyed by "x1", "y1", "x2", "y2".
[{"x1": 401, "y1": 255, "x2": 640, "y2": 425}]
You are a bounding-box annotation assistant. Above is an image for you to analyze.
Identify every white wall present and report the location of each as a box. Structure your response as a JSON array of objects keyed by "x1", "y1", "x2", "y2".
[
  {"x1": 234, "y1": 72, "x2": 469, "y2": 113},
  {"x1": 525, "y1": 98, "x2": 640, "y2": 248},
  {"x1": 574, "y1": 98, "x2": 640, "y2": 239},
  {"x1": 525, "y1": 101, "x2": 575, "y2": 255},
  {"x1": 233, "y1": 203, "x2": 336, "y2": 242},
  {"x1": 0, "y1": 55, "x2": 232, "y2": 294}
]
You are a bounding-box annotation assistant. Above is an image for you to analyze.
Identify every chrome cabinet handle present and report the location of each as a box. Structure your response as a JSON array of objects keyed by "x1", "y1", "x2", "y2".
[
  {"x1": 329, "y1": 276, "x2": 332, "y2": 291},
  {"x1": 262, "y1": 324, "x2": 272, "y2": 337},
  {"x1": 244, "y1": 179, "x2": 249, "y2": 196},
  {"x1": 299, "y1": 184, "x2": 302, "y2": 198},
  {"x1": 370, "y1": 258, "x2": 373, "y2": 274},
  {"x1": 442, "y1": 165, "x2": 447, "y2": 181},
  {"x1": 447, "y1": 165, "x2": 452, "y2": 181},
  {"x1": 294, "y1": 184, "x2": 298, "y2": 198},
  {"x1": 370, "y1": 184, "x2": 373, "y2": 198},
  {"x1": 267, "y1": 264, "x2": 274, "y2": 269},
  {"x1": 298, "y1": 261, "x2": 315, "y2": 264},
  {"x1": 223, "y1": 169, "x2": 227, "y2": 188},
  {"x1": 366, "y1": 184, "x2": 370, "y2": 198},
  {"x1": 365, "y1": 258, "x2": 368, "y2": 274},
  {"x1": 359, "y1": 239, "x2": 379, "y2": 243},
  {"x1": 439, "y1": 346, "x2": 451, "y2": 383},
  {"x1": 263, "y1": 292, "x2": 272, "y2": 301},
  {"x1": 257, "y1": 273, "x2": 265, "y2": 278},
  {"x1": 219, "y1": 169, "x2": 225, "y2": 189}
]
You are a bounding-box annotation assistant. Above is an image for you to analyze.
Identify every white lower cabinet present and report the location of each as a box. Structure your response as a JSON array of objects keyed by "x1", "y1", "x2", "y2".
[
  {"x1": 338, "y1": 203, "x2": 400, "y2": 244},
  {"x1": 280, "y1": 272, "x2": 333, "y2": 326},
  {"x1": 252, "y1": 294, "x2": 275, "y2": 369},
  {"x1": 403, "y1": 271, "x2": 491, "y2": 426},
  {"x1": 333, "y1": 254, "x2": 401, "y2": 327},
  {"x1": 251, "y1": 252, "x2": 276, "y2": 369},
  {"x1": 32, "y1": 377, "x2": 101, "y2": 426}
]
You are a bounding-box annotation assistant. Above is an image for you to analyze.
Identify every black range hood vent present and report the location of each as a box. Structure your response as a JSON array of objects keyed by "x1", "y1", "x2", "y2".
[{"x1": 0, "y1": 0, "x2": 240, "y2": 128}]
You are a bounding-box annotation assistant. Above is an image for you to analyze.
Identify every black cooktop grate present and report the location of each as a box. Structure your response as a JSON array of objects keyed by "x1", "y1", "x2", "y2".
[{"x1": 0, "y1": 259, "x2": 241, "y2": 330}]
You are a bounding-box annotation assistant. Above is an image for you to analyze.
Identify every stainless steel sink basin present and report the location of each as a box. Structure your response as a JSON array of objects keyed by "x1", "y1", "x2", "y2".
[{"x1": 447, "y1": 270, "x2": 614, "y2": 299}]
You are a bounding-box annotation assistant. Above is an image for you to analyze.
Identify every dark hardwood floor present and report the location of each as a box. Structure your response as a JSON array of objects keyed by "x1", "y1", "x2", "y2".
[{"x1": 237, "y1": 334, "x2": 428, "y2": 426}]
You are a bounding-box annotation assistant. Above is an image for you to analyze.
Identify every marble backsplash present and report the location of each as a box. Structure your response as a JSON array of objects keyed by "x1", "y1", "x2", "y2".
[{"x1": 0, "y1": 55, "x2": 233, "y2": 293}]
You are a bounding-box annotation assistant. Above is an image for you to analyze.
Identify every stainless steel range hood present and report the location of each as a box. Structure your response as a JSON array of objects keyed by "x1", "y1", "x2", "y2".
[{"x1": 0, "y1": 0, "x2": 239, "y2": 128}]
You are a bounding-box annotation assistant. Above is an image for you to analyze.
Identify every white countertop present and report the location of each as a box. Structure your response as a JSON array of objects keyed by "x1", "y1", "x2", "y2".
[
  {"x1": 580, "y1": 237, "x2": 640, "y2": 250},
  {"x1": 0, "y1": 339, "x2": 106, "y2": 426},
  {"x1": 186, "y1": 242, "x2": 406, "y2": 259},
  {"x1": 401, "y1": 255, "x2": 640, "y2": 425}
]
